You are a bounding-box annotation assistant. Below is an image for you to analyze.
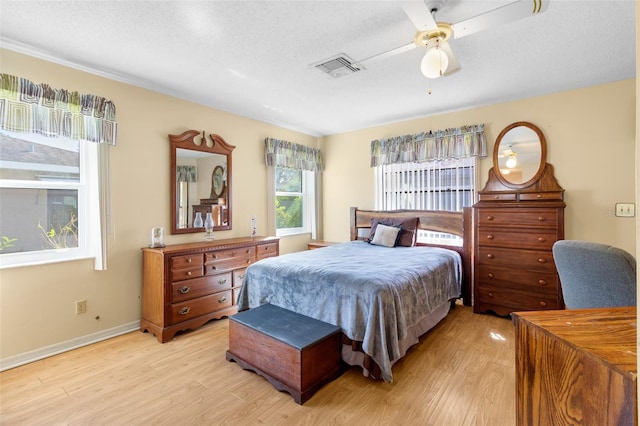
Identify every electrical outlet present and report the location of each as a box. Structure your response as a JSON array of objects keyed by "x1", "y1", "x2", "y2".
[
  {"x1": 615, "y1": 203, "x2": 635, "y2": 217},
  {"x1": 75, "y1": 299, "x2": 87, "y2": 315}
]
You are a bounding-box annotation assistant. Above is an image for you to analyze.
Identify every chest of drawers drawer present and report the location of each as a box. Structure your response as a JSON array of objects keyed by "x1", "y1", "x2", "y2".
[
  {"x1": 476, "y1": 264, "x2": 559, "y2": 292},
  {"x1": 477, "y1": 208, "x2": 559, "y2": 229},
  {"x1": 476, "y1": 286, "x2": 561, "y2": 312},
  {"x1": 477, "y1": 229, "x2": 559, "y2": 250},
  {"x1": 477, "y1": 246, "x2": 556, "y2": 271}
]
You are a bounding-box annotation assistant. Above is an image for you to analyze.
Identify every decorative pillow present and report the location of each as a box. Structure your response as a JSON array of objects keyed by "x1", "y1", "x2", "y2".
[
  {"x1": 369, "y1": 224, "x2": 401, "y2": 248},
  {"x1": 368, "y1": 217, "x2": 418, "y2": 247}
]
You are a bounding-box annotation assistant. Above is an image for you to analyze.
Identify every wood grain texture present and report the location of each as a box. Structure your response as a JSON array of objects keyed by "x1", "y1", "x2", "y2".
[
  {"x1": 0, "y1": 303, "x2": 516, "y2": 425},
  {"x1": 513, "y1": 307, "x2": 637, "y2": 426}
]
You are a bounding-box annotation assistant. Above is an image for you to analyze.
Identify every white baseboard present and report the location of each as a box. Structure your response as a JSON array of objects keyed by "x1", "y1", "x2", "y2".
[{"x1": 0, "y1": 320, "x2": 140, "y2": 372}]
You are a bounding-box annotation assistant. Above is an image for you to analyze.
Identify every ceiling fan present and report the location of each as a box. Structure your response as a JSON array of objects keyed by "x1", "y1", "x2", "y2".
[{"x1": 355, "y1": 0, "x2": 549, "y2": 79}]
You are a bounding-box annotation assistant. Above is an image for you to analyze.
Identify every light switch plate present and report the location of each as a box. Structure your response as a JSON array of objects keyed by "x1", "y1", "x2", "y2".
[{"x1": 615, "y1": 203, "x2": 635, "y2": 217}]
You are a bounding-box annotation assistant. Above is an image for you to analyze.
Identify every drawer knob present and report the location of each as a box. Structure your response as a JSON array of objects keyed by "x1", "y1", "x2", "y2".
[
  {"x1": 539, "y1": 301, "x2": 547, "y2": 307},
  {"x1": 179, "y1": 286, "x2": 190, "y2": 294},
  {"x1": 488, "y1": 292, "x2": 494, "y2": 298},
  {"x1": 537, "y1": 216, "x2": 546, "y2": 221},
  {"x1": 246, "y1": 259, "x2": 251, "y2": 264},
  {"x1": 536, "y1": 194, "x2": 542, "y2": 199},
  {"x1": 538, "y1": 237, "x2": 546, "y2": 242},
  {"x1": 486, "y1": 234, "x2": 494, "y2": 240},
  {"x1": 486, "y1": 215, "x2": 494, "y2": 221},
  {"x1": 538, "y1": 258, "x2": 546, "y2": 263},
  {"x1": 246, "y1": 249, "x2": 251, "y2": 253},
  {"x1": 494, "y1": 195, "x2": 499, "y2": 199},
  {"x1": 187, "y1": 258, "x2": 192, "y2": 263},
  {"x1": 487, "y1": 253, "x2": 494, "y2": 259},
  {"x1": 179, "y1": 307, "x2": 191, "y2": 315},
  {"x1": 219, "y1": 296, "x2": 228, "y2": 303},
  {"x1": 211, "y1": 266, "x2": 217, "y2": 270},
  {"x1": 218, "y1": 278, "x2": 227, "y2": 285},
  {"x1": 186, "y1": 271, "x2": 192, "y2": 276},
  {"x1": 538, "y1": 279, "x2": 547, "y2": 285},
  {"x1": 488, "y1": 273, "x2": 494, "y2": 279}
]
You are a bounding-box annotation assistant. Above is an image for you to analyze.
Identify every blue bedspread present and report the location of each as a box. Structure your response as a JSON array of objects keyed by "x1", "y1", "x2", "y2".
[{"x1": 237, "y1": 240, "x2": 462, "y2": 382}]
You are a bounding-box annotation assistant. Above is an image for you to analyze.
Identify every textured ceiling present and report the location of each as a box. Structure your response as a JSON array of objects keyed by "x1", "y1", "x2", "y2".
[{"x1": 0, "y1": 0, "x2": 636, "y2": 136}]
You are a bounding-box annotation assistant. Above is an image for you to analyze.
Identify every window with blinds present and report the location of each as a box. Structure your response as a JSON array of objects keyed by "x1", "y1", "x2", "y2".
[{"x1": 374, "y1": 157, "x2": 478, "y2": 245}]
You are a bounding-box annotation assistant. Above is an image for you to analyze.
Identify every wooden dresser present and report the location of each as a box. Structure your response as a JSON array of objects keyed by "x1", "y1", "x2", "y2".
[
  {"x1": 473, "y1": 194, "x2": 565, "y2": 315},
  {"x1": 473, "y1": 122, "x2": 566, "y2": 316},
  {"x1": 513, "y1": 307, "x2": 637, "y2": 426},
  {"x1": 141, "y1": 236, "x2": 279, "y2": 342}
]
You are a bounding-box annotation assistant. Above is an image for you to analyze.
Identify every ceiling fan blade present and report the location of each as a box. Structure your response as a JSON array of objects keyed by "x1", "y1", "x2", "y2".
[
  {"x1": 354, "y1": 42, "x2": 417, "y2": 67},
  {"x1": 401, "y1": 2, "x2": 438, "y2": 31},
  {"x1": 451, "y1": 0, "x2": 549, "y2": 39},
  {"x1": 440, "y1": 41, "x2": 461, "y2": 76}
]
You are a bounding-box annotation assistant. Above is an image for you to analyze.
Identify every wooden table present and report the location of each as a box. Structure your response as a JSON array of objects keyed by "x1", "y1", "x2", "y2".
[{"x1": 512, "y1": 307, "x2": 637, "y2": 426}]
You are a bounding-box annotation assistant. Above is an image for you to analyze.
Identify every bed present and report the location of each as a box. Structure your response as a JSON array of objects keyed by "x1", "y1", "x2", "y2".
[{"x1": 237, "y1": 207, "x2": 472, "y2": 382}]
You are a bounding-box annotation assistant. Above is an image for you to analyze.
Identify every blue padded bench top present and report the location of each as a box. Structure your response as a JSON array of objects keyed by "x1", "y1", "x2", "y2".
[{"x1": 231, "y1": 304, "x2": 341, "y2": 350}]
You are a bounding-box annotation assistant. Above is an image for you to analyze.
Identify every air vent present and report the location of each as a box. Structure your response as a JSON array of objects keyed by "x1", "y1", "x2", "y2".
[{"x1": 313, "y1": 54, "x2": 362, "y2": 78}]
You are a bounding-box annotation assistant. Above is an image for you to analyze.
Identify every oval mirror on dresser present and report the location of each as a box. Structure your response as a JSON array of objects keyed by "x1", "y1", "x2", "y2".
[
  {"x1": 493, "y1": 122, "x2": 545, "y2": 187},
  {"x1": 473, "y1": 121, "x2": 565, "y2": 317}
]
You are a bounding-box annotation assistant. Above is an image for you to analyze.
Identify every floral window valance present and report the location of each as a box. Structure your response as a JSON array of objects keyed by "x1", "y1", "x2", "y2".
[
  {"x1": 370, "y1": 124, "x2": 487, "y2": 167},
  {"x1": 176, "y1": 165, "x2": 197, "y2": 182},
  {"x1": 0, "y1": 73, "x2": 118, "y2": 145},
  {"x1": 265, "y1": 138, "x2": 323, "y2": 172}
]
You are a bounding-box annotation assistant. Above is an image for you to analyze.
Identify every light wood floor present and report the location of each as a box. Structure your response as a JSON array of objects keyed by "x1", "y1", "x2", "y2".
[{"x1": 0, "y1": 303, "x2": 515, "y2": 425}]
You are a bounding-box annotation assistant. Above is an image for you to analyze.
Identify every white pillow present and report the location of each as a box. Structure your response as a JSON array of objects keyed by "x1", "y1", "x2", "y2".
[{"x1": 369, "y1": 224, "x2": 401, "y2": 247}]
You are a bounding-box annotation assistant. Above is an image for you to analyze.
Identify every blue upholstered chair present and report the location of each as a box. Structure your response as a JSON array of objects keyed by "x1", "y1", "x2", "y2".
[{"x1": 552, "y1": 240, "x2": 637, "y2": 309}]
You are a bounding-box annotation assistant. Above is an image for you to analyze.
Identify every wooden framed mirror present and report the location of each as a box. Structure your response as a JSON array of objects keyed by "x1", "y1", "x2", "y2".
[
  {"x1": 170, "y1": 130, "x2": 235, "y2": 234},
  {"x1": 492, "y1": 121, "x2": 546, "y2": 188}
]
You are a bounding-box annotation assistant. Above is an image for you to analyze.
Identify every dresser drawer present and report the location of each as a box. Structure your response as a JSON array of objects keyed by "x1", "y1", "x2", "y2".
[
  {"x1": 170, "y1": 265, "x2": 204, "y2": 282},
  {"x1": 476, "y1": 265, "x2": 559, "y2": 291},
  {"x1": 476, "y1": 286, "x2": 561, "y2": 312},
  {"x1": 206, "y1": 247, "x2": 255, "y2": 263},
  {"x1": 477, "y1": 229, "x2": 558, "y2": 250},
  {"x1": 257, "y1": 242, "x2": 279, "y2": 260},
  {"x1": 170, "y1": 273, "x2": 233, "y2": 302},
  {"x1": 233, "y1": 268, "x2": 247, "y2": 286},
  {"x1": 170, "y1": 253, "x2": 204, "y2": 269},
  {"x1": 477, "y1": 247, "x2": 556, "y2": 271},
  {"x1": 170, "y1": 291, "x2": 233, "y2": 324},
  {"x1": 206, "y1": 257, "x2": 254, "y2": 274},
  {"x1": 477, "y1": 208, "x2": 559, "y2": 228}
]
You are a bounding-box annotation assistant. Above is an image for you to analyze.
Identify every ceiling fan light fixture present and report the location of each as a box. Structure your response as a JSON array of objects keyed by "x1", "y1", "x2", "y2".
[
  {"x1": 506, "y1": 155, "x2": 518, "y2": 169},
  {"x1": 421, "y1": 41, "x2": 449, "y2": 79}
]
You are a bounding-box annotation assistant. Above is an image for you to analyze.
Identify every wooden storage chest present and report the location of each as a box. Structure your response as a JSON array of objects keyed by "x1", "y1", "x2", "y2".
[{"x1": 226, "y1": 303, "x2": 343, "y2": 404}]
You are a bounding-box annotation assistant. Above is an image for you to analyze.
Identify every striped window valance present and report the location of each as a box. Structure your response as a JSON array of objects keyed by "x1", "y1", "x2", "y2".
[
  {"x1": 0, "y1": 73, "x2": 118, "y2": 145},
  {"x1": 176, "y1": 165, "x2": 197, "y2": 182},
  {"x1": 265, "y1": 138, "x2": 323, "y2": 172},
  {"x1": 370, "y1": 124, "x2": 486, "y2": 167}
]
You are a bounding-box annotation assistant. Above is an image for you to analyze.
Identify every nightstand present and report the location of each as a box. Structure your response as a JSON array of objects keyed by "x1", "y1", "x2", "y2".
[{"x1": 307, "y1": 240, "x2": 338, "y2": 250}]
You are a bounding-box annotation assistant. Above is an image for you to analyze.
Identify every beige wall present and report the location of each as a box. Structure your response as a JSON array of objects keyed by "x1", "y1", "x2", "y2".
[
  {"x1": 0, "y1": 48, "x2": 636, "y2": 366},
  {"x1": 320, "y1": 80, "x2": 637, "y2": 257}
]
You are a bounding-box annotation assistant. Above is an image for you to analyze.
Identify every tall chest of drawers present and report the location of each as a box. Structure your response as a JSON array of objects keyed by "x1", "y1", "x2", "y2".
[
  {"x1": 473, "y1": 202, "x2": 565, "y2": 316},
  {"x1": 141, "y1": 236, "x2": 279, "y2": 342}
]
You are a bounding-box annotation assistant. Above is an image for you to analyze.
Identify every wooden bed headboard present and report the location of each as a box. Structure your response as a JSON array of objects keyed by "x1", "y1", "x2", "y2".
[{"x1": 349, "y1": 207, "x2": 472, "y2": 307}]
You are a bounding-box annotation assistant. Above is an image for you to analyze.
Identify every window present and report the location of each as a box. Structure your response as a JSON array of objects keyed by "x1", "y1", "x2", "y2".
[
  {"x1": 374, "y1": 157, "x2": 478, "y2": 245},
  {"x1": 273, "y1": 166, "x2": 315, "y2": 237},
  {"x1": 0, "y1": 132, "x2": 100, "y2": 268}
]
